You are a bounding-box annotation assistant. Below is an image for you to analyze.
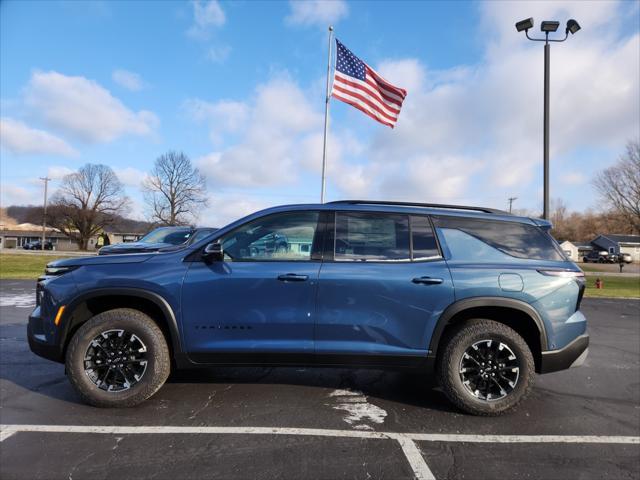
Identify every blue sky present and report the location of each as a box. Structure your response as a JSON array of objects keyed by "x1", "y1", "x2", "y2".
[{"x1": 1, "y1": 0, "x2": 639, "y2": 226}]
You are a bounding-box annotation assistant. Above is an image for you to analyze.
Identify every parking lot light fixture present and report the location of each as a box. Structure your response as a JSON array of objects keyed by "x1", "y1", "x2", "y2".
[
  {"x1": 541, "y1": 21, "x2": 560, "y2": 33},
  {"x1": 566, "y1": 19, "x2": 581, "y2": 35},
  {"x1": 515, "y1": 16, "x2": 581, "y2": 220},
  {"x1": 515, "y1": 18, "x2": 534, "y2": 32}
]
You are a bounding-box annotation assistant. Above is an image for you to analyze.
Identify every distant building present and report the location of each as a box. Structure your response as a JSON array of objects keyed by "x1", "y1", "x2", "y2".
[
  {"x1": 0, "y1": 223, "x2": 148, "y2": 252},
  {"x1": 591, "y1": 234, "x2": 640, "y2": 262},
  {"x1": 559, "y1": 241, "x2": 579, "y2": 261},
  {"x1": 0, "y1": 223, "x2": 79, "y2": 251}
]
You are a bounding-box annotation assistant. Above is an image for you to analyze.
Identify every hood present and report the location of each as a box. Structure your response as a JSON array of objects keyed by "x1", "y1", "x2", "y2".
[
  {"x1": 48, "y1": 252, "x2": 154, "y2": 268},
  {"x1": 98, "y1": 242, "x2": 172, "y2": 255}
]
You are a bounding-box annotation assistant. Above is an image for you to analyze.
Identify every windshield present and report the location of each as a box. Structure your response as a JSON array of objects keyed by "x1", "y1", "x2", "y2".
[{"x1": 139, "y1": 228, "x2": 192, "y2": 245}]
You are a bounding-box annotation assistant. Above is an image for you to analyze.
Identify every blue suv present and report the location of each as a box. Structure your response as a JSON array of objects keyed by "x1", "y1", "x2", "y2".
[{"x1": 28, "y1": 201, "x2": 588, "y2": 415}]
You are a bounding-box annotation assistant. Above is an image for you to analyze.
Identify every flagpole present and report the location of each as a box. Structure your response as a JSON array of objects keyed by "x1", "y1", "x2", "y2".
[{"x1": 320, "y1": 25, "x2": 334, "y2": 204}]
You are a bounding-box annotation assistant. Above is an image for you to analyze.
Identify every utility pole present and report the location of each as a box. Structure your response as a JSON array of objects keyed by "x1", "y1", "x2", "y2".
[
  {"x1": 40, "y1": 177, "x2": 50, "y2": 249},
  {"x1": 508, "y1": 197, "x2": 518, "y2": 213}
]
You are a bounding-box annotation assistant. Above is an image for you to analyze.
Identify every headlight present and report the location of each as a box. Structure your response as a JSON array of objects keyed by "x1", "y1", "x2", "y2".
[{"x1": 44, "y1": 265, "x2": 77, "y2": 276}]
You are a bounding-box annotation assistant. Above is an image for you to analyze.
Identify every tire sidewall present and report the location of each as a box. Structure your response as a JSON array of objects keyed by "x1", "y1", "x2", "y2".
[
  {"x1": 66, "y1": 309, "x2": 169, "y2": 407},
  {"x1": 440, "y1": 320, "x2": 534, "y2": 415}
]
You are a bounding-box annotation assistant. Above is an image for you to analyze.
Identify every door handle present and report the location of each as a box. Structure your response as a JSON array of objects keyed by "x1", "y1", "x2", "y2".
[
  {"x1": 412, "y1": 276, "x2": 444, "y2": 285},
  {"x1": 277, "y1": 273, "x2": 309, "y2": 282}
]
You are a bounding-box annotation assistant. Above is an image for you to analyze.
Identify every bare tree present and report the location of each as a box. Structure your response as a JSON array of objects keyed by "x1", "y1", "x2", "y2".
[
  {"x1": 50, "y1": 164, "x2": 128, "y2": 250},
  {"x1": 143, "y1": 151, "x2": 208, "y2": 225},
  {"x1": 593, "y1": 140, "x2": 640, "y2": 232}
]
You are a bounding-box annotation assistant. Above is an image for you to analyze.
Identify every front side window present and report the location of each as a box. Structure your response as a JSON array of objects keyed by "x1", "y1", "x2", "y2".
[
  {"x1": 335, "y1": 212, "x2": 410, "y2": 262},
  {"x1": 222, "y1": 211, "x2": 319, "y2": 261}
]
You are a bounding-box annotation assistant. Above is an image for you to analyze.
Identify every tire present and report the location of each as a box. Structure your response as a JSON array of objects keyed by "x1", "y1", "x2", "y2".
[
  {"x1": 65, "y1": 308, "x2": 170, "y2": 407},
  {"x1": 437, "y1": 319, "x2": 535, "y2": 416}
]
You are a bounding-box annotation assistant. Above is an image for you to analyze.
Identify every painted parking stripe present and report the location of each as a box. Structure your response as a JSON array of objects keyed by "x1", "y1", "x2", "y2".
[
  {"x1": 1, "y1": 425, "x2": 638, "y2": 444},
  {"x1": 387, "y1": 433, "x2": 436, "y2": 480},
  {"x1": 0, "y1": 429, "x2": 16, "y2": 442},
  {"x1": 1, "y1": 425, "x2": 638, "y2": 480}
]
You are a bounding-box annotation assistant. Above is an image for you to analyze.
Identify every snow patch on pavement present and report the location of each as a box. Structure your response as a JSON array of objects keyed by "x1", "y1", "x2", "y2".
[
  {"x1": 0, "y1": 293, "x2": 36, "y2": 308},
  {"x1": 328, "y1": 389, "x2": 387, "y2": 430}
]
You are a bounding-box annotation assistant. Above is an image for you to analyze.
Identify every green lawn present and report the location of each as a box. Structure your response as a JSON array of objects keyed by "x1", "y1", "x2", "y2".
[
  {"x1": 580, "y1": 264, "x2": 606, "y2": 272},
  {"x1": 584, "y1": 275, "x2": 640, "y2": 298},
  {"x1": 0, "y1": 254, "x2": 74, "y2": 280}
]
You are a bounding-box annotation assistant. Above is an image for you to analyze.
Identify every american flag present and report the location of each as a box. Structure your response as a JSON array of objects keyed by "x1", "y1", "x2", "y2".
[{"x1": 332, "y1": 39, "x2": 407, "y2": 128}]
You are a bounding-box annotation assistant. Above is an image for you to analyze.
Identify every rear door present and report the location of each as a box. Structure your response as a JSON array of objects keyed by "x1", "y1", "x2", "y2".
[{"x1": 315, "y1": 211, "x2": 455, "y2": 362}]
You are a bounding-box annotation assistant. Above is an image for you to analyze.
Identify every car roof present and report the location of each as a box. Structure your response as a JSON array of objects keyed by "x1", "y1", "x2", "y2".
[{"x1": 239, "y1": 201, "x2": 545, "y2": 227}]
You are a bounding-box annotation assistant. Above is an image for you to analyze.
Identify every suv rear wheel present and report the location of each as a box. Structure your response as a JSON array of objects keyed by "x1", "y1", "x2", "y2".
[
  {"x1": 437, "y1": 319, "x2": 534, "y2": 416},
  {"x1": 66, "y1": 308, "x2": 170, "y2": 407}
]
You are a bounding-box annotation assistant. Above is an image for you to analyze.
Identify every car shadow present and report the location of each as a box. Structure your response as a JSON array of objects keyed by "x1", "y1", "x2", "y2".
[{"x1": 167, "y1": 365, "x2": 457, "y2": 413}]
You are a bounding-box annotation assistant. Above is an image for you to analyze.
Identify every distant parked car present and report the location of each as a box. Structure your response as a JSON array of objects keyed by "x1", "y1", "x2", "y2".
[
  {"x1": 23, "y1": 240, "x2": 53, "y2": 251},
  {"x1": 98, "y1": 227, "x2": 216, "y2": 255},
  {"x1": 582, "y1": 250, "x2": 612, "y2": 263},
  {"x1": 619, "y1": 253, "x2": 633, "y2": 264}
]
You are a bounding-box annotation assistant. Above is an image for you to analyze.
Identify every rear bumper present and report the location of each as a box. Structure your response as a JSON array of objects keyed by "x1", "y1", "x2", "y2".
[{"x1": 539, "y1": 334, "x2": 589, "y2": 374}]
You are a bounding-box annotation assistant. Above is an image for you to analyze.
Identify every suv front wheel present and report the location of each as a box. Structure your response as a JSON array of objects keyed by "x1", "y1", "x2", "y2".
[
  {"x1": 66, "y1": 308, "x2": 170, "y2": 407},
  {"x1": 437, "y1": 319, "x2": 534, "y2": 416}
]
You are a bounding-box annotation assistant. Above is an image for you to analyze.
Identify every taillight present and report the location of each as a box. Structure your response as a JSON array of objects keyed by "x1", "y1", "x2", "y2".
[{"x1": 537, "y1": 270, "x2": 585, "y2": 278}]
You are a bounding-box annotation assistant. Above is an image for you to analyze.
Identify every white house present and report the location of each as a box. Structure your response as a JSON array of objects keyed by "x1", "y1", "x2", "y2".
[{"x1": 559, "y1": 241, "x2": 579, "y2": 261}]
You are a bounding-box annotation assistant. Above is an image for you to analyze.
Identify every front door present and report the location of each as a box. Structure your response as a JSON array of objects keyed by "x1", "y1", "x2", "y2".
[
  {"x1": 181, "y1": 210, "x2": 323, "y2": 363},
  {"x1": 315, "y1": 211, "x2": 454, "y2": 362}
]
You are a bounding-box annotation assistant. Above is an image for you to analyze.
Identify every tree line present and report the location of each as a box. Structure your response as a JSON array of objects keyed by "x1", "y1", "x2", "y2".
[{"x1": 8, "y1": 151, "x2": 207, "y2": 250}]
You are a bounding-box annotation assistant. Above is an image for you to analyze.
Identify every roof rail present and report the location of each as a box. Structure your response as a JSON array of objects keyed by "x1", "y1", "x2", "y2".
[{"x1": 326, "y1": 200, "x2": 509, "y2": 215}]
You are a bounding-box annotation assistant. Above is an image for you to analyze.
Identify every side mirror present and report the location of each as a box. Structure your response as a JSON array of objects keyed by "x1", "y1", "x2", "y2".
[{"x1": 203, "y1": 241, "x2": 224, "y2": 262}]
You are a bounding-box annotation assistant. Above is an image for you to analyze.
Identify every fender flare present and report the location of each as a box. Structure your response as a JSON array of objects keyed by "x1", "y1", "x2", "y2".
[
  {"x1": 428, "y1": 297, "x2": 548, "y2": 357},
  {"x1": 59, "y1": 287, "x2": 183, "y2": 357}
]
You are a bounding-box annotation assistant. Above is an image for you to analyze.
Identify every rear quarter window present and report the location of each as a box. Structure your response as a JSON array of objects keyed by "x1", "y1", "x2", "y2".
[{"x1": 432, "y1": 216, "x2": 564, "y2": 261}]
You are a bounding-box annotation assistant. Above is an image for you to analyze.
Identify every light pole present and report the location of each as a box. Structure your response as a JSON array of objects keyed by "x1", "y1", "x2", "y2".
[
  {"x1": 39, "y1": 176, "x2": 50, "y2": 248},
  {"x1": 515, "y1": 18, "x2": 581, "y2": 220}
]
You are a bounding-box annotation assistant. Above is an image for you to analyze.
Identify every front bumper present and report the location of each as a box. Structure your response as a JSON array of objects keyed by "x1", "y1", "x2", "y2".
[
  {"x1": 28, "y1": 308, "x2": 64, "y2": 363},
  {"x1": 539, "y1": 334, "x2": 589, "y2": 374}
]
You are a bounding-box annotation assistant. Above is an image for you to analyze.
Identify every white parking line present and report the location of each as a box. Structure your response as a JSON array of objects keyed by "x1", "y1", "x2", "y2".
[
  {"x1": 1, "y1": 425, "x2": 638, "y2": 480},
  {"x1": 387, "y1": 433, "x2": 435, "y2": 480},
  {"x1": 0, "y1": 429, "x2": 16, "y2": 442}
]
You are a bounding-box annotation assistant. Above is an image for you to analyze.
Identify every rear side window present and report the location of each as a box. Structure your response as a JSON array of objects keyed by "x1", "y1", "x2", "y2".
[
  {"x1": 410, "y1": 215, "x2": 440, "y2": 260},
  {"x1": 335, "y1": 212, "x2": 410, "y2": 261},
  {"x1": 432, "y1": 216, "x2": 563, "y2": 261}
]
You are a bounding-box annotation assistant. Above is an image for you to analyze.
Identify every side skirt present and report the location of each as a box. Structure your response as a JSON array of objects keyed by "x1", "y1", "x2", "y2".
[{"x1": 183, "y1": 352, "x2": 434, "y2": 371}]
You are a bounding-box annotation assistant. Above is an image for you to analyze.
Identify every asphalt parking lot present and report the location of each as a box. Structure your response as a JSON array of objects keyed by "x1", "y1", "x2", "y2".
[{"x1": 1, "y1": 279, "x2": 639, "y2": 479}]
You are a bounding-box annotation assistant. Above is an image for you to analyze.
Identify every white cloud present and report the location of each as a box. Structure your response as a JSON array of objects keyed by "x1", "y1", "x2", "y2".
[
  {"x1": 200, "y1": 193, "x2": 273, "y2": 228},
  {"x1": 0, "y1": 117, "x2": 77, "y2": 157},
  {"x1": 184, "y1": 98, "x2": 249, "y2": 144},
  {"x1": 47, "y1": 166, "x2": 75, "y2": 180},
  {"x1": 185, "y1": 0, "x2": 638, "y2": 212},
  {"x1": 192, "y1": 74, "x2": 323, "y2": 187},
  {"x1": 114, "y1": 167, "x2": 148, "y2": 188},
  {"x1": 112, "y1": 69, "x2": 145, "y2": 91},
  {"x1": 0, "y1": 184, "x2": 34, "y2": 207},
  {"x1": 561, "y1": 172, "x2": 587, "y2": 186},
  {"x1": 205, "y1": 44, "x2": 231, "y2": 63},
  {"x1": 286, "y1": 0, "x2": 348, "y2": 27},
  {"x1": 188, "y1": 0, "x2": 225, "y2": 39},
  {"x1": 24, "y1": 71, "x2": 159, "y2": 143},
  {"x1": 356, "y1": 0, "x2": 639, "y2": 205}
]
